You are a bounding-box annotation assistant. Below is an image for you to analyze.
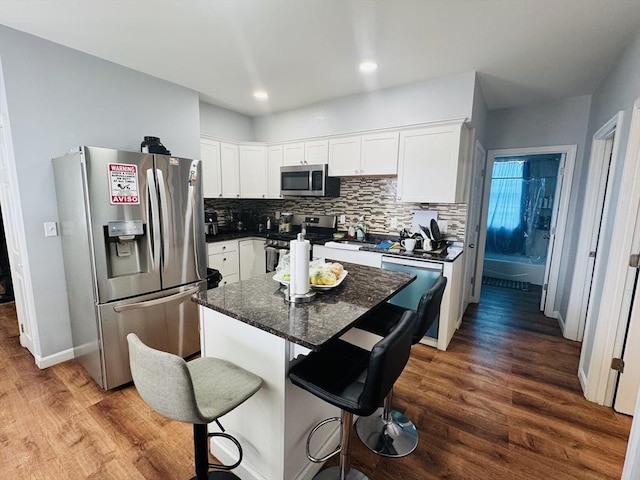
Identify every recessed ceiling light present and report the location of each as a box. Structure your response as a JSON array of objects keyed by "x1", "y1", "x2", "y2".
[
  {"x1": 253, "y1": 90, "x2": 269, "y2": 101},
  {"x1": 359, "y1": 61, "x2": 378, "y2": 73}
]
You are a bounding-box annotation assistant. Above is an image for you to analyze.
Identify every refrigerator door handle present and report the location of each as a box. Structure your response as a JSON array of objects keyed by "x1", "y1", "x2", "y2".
[
  {"x1": 147, "y1": 168, "x2": 161, "y2": 272},
  {"x1": 112, "y1": 286, "x2": 201, "y2": 313},
  {"x1": 156, "y1": 169, "x2": 171, "y2": 268}
]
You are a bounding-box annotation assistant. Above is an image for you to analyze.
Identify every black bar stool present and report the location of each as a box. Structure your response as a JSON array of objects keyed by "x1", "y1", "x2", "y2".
[
  {"x1": 354, "y1": 275, "x2": 447, "y2": 458},
  {"x1": 288, "y1": 310, "x2": 416, "y2": 480},
  {"x1": 127, "y1": 333, "x2": 262, "y2": 480}
]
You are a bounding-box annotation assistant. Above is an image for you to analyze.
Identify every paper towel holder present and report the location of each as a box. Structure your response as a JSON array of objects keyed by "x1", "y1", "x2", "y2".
[{"x1": 284, "y1": 284, "x2": 316, "y2": 303}]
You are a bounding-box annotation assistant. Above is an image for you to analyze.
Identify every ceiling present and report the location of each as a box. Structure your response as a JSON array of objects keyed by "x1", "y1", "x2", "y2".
[{"x1": 1, "y1": 0, "x2": 639, "y2": 117}]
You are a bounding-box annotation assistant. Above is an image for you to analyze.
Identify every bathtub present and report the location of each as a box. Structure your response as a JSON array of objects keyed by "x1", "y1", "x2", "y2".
[{"x1": 482, "y1": 252, "x2": 546, "y2": 285}]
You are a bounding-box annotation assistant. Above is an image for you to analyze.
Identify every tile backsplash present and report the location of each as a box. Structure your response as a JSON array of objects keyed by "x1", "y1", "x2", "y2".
[{"x1": 204, "y1": 176, "x2": 467, "y2": 241}]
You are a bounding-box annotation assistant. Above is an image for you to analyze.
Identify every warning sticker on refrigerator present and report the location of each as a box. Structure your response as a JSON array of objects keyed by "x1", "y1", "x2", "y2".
[{"x1": 108, "y1": 163, "x2": 140, "y2": 204}]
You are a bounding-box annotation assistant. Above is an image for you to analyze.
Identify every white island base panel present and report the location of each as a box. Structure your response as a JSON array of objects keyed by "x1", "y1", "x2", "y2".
[{"x1": 200, "y1": 306, "x2": 342, "y2": 480}]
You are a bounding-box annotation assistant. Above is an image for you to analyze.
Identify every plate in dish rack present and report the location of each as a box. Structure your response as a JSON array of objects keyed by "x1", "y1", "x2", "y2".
[{"x1": 273, "y1": 270, "x2": 348, "y2": 290}]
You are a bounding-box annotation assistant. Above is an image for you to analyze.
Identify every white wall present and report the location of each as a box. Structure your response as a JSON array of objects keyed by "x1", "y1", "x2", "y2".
[
  {"x1": 252, "y1": 71, "x2": 476, "y2": 142},
  {"x1": 485, "y1": 94, "x2": 592, "y2": 319},
  {"x1": 0, "y1": 26, "x2": 201, "y2": 359},
  {"x1": 200, "y1": 102, "x2": 253, "y2": 141},
  {"x1": 577, "y1": 32, "x2": 640, "y2": 376}
]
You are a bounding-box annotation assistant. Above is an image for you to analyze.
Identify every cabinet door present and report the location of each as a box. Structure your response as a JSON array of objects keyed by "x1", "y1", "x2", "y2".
[
  {"x1": 239, "y1": 239, "x2": 266, "y2": 281},
  {"x1": 239, "y1": 145, "x2": 267, "y2": 198},
  {"x1": 267, "y1": 145, "x2": 283, "y2": 199},
  {"x1": 397, "y1": 124, "x2": 463, "y2": 203},
  {"x1": 328, "y1": 136, "x2": 362, "y2": 176},
  {"x1": 305, "y1": 140, "x2": 329, "y2": 165},
  {"x1": 200, "y1": 138, "x2": 222, "y2": 198},
  {"x1": 220, "y1": 142, "x2": 240, "y2": 198},
  {"x1": 283, "y1": 142, "x2": 305, "y2": 166},
  {"x1": 361, "y1": 132, "x2": 399, "y2": 175}
]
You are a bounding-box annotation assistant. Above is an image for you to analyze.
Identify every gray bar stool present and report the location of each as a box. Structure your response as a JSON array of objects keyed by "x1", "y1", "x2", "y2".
[
  {"x1": 127, "y1": 333, "x2": 262, "y2": 480},
  {"x1": 354, "y1": 275, "x2": 447, "y2": 458},
  {"x1": 289, "y1": 310, "x2": 416, "y2": 480}
]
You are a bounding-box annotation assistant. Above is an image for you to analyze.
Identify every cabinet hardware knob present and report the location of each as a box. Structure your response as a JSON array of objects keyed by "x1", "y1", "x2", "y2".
[
  {"x1": 355, "y1": 169, "x2": 358, "y2": 174},
  {"x1": 360, "y1": 169, "x2": 364, "y2": 174},
  {"x1": 469, "y1": 244, "x2": 475, "y2": 248},
  {"x1": 223, "y1": 258, "x2": 227, "y2": 261}
]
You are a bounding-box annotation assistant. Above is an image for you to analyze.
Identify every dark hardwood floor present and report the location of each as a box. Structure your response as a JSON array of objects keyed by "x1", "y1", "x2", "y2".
[{"x1": 0, "y1": 285, "x2": 632, "y2": 479}]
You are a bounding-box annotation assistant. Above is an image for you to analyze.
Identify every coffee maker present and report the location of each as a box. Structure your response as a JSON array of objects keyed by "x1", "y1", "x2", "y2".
[{"x1": 205, "y1": 212, "x2": 218, "y2": 236}]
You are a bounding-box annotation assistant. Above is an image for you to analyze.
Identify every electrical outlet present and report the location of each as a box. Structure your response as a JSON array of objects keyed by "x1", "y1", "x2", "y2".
[
  {"x1": 339, "y1": 214, "x2": 346, "y2": 224},
  {"x1": 390, "y1": 218, "x2": 398, "y2": 229},
  {"x1": 44, "y1": 221, "x2": 58, "y2": 237}
]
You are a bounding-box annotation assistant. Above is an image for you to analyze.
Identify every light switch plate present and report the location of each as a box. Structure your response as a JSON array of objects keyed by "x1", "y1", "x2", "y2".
[
  {"x1": 339, "y1": 214, "x2": 346, "y2": 224},
  {"x1": 44, "y1": 221, "x2": 58, "y2": 237},
  {"x1": 390, "y1": 218, "x2": 398, "y2": 229}
]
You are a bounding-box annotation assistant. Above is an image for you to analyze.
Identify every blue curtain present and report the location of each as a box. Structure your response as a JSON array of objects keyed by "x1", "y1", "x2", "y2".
[{"x1": 486, "y1": 160, "x2": 526, "y2": 254}]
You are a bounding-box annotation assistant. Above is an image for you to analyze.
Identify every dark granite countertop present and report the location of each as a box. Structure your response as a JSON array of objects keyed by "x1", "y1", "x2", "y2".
[{"x1": 192, "y1": 262, "x2": 415, "y2": 351}]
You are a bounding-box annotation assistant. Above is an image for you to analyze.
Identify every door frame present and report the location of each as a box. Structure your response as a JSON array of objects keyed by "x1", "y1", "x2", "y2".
[
  {"x1": 581, "y1": 98, "x2": 640, "y2": 406},
  {"x1": 465, "y1": 139, "x2": 486, "y2": 305},
  {"x1": 475, "y1": 145, "x2": 577, "y2": 318},
  {"x1": 565, "y1": 112, "x2": 624, "y2": 341}
]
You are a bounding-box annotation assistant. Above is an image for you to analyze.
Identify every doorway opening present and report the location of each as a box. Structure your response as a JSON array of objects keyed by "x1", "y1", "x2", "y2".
[
  {"x1": 482, "y1": 153, "x2": 562, "y2": 290},
  {"x1": 474, "y1": 145, "x2": 577, "y2": 320},
  {"x1": 0, "y1": 206, "x2": 14, "y2": 304}
]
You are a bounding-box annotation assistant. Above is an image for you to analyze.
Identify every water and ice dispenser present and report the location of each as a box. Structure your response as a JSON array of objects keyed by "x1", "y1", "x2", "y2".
[{"x1": 105, "y1": 220, "x2": 147, "y2": 277}]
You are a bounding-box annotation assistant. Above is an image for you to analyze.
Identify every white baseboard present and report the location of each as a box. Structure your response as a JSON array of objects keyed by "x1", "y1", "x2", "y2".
[
  {"x1": 35, "y1": 347, "x2": 75, "y2": 369},
  {"x1": 578, "y1": 366, "x2": 588, "y2": 396},
  {"x1": 555, "y1": 311, "x2": 566, "y2": 333}
]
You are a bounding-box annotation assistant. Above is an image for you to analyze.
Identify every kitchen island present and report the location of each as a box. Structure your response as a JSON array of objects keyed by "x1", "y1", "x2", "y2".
[{"x1": 192, "y1": 263, "x2": 415, "y2": 480}]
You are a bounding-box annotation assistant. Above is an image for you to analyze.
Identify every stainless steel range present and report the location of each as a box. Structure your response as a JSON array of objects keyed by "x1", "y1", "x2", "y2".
[{"x1": 265, "y1": 214, "x2": 336, "y2": 271}]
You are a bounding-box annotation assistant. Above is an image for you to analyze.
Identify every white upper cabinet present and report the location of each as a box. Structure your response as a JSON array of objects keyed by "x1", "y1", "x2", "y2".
[
  {"x1": 267, "y1": 145, "x2": 284, "y2": 199},
  {"x1": 239, "y1": 145, "x2": 267, "y2": 198},
  {"x1": 283, "y1": 140, "x2": 328, "y2": 165},
  {"x1": 328, "y1": 132, "x2": 398, "y2": 176},
  {"x1": 397, "y1": 121, "x2": 469, "y2": 203},
  {"x1": 361, "y1": 132, "x2": 399, "y2": 175},
  {"x1": 200, "y1": 137, "x2": 222, "y2": 198},
  {"x1": 304, "y1": 140, "x2": 329, "y2": 165},
  {"x1": 328, "y1": 136, "x2": 362, "y2": 176},
  {"x1": 220, "y1": 142, "x2": 240, "y2": 198},
  {"x1": 283, "y1": 142, "x2": 305, "y2": 166}
]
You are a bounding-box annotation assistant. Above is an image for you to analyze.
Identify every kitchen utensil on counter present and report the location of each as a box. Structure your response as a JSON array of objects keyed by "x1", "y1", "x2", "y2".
[
  {"x1": 430, "y1": 219, "x2": 442, "y2": 242},
  {"x1": 401, "y1": 238, "x2": 417, "y2": 252},
  {"x1": 419, "y1": 224, "x2": 432, "y2": 240}
]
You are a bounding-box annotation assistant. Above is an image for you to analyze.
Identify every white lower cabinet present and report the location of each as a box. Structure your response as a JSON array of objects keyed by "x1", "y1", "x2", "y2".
[
  {"x1": 239, "y1": 239, "x2": 266, "y2": 281},
  {"x1": 207, "y1": 240, "x2": 239, "y2": 285},
  {"x1": 208, "y1": 238, "x2": 266, "y2": 285}
]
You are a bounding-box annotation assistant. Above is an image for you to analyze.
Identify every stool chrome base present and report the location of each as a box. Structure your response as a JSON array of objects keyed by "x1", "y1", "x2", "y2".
[
  {"x1": 314, "y1": 466, "x2": 369, "y2": 480},
  {"x1": 355, "y1": 407, "x2": 418, "y2": 458},
  {"x1": 190, "y1": 472, "x2": 239, "y2": 480}
]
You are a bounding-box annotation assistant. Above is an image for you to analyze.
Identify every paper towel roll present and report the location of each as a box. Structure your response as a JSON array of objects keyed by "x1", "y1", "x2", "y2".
[{"x1": 289, "y1": 237, "x2": 310, "y2": 295}]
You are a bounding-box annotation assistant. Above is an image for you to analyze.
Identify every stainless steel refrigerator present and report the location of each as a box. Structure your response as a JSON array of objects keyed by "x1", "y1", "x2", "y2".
[{"x1": 53, "y1": 146, "x2": 206, "y2": 389}]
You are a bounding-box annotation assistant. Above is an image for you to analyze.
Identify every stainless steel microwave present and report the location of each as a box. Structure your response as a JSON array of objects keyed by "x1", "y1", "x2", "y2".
[{"x1": 280, "y1": 164, "x2": 340, "y2": 197}]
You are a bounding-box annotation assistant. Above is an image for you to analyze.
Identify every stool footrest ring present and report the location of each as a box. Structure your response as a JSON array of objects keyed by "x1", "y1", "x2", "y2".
[
  {"x1": 306, "y1": 416, "x2": 342, "y2": 463},
  {"x1": 207, "y1": 432, "x2": 243, "y2": 471}
]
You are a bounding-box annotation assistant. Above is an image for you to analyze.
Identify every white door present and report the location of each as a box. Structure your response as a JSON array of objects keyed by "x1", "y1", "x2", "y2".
[
  {"x1": 540, "y1": 153, "x2": 567, "y2": 312},
  {"x1": 0, "y1": 122, "x2": 36, "y2": 356},
  {"x1": 614, "y1": 264, "x2": 640, "y2": 415},
  {"x1": 467, "y1": 140, "x2": 486, "y2": 304},
  {"x1": 567, "y1": 115, "x2": 622, "y2": 341}
]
